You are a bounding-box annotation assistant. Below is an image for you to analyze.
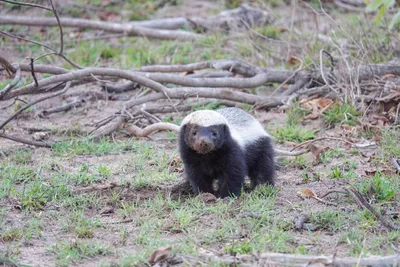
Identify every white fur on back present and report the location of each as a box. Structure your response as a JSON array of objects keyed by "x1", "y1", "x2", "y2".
[
  {"x1": 229, "y1": 119, "x2": 269, "y2": 149},
  {"x1": 180, "y1": 108, "x2": 269, "y2": 149},
  {"x1": 181, "y1": 110, "x2": 227, "y2": 127}
]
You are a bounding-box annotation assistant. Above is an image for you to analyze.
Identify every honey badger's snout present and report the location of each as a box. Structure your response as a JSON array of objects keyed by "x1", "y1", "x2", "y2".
[
  {"x1": 198, "y1": 137, "x2": 213, "y2": 150},
  {"x1": 194, "y1": 131, "x2": 215, "y2": 154}
]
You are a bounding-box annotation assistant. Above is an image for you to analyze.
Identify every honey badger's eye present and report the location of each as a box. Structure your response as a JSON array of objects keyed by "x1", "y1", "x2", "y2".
[
  {"x1": 212, "y1": 131, "x2": 218, "y2": 137},
  {"x1": 192, "y1": 130, "x2": 197, "y2": 136}
]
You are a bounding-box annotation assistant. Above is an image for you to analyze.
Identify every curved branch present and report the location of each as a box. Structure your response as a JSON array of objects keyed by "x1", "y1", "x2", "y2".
[
  {"x1": 4, "y1": 68, "x2": 168, "y2": 99},
  {"x1": 127, "y1": 122, "x2": 180, "y2": 137}
]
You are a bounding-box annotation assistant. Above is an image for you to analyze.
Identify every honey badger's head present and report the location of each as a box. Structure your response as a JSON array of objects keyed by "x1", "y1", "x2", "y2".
[{"x1": 180, "y1": 110, "x2": 229, "y2": 154}]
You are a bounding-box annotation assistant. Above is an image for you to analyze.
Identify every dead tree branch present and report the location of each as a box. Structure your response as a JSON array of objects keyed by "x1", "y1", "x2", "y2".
[
  {"x1": 0, "y1": 15, "x2": 202, "y2": 41},
  {"x1": 192, "y1": 251, "x2": 400, "y2": 267},
  {"x1": 127, "y1": 122, "x2": 180, "y2": 137},
  {"x1": 0, "y1": 132, "x2": 53, "y2": 148},
  {"x1": 346, "y1": 187, "x2": 400, "y2": 231}
]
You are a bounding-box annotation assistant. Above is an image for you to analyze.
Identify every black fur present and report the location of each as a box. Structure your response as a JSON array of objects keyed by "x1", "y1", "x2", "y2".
[{"x1": 179, "y1": 123, "x2": 275, "y2": 198}]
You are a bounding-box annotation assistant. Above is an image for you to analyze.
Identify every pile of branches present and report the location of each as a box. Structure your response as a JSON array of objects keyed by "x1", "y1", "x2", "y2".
[{"x1": 0, "y1": 0, "x2": 399, "y2": 150}]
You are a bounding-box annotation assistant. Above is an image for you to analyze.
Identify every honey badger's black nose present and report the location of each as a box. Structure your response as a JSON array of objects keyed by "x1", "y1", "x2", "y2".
[
  {"x1": 199, "y1": 138, "x2": 212, "y2": 149},
  {"x1": 194, "y1": 136, "x2": 214, "y2": 153}
]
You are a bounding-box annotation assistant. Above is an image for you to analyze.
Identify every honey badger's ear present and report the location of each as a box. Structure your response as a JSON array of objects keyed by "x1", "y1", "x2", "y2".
[
  {"x1": 222, "y1": 124, "x2": 229, "y2": 134},
  {"x1": 180, "y1": 124, "x2": 187, "y2": 132}
]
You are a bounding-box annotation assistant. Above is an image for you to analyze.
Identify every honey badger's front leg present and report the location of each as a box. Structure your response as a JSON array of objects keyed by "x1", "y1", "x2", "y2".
[{"x1": 216, "y1": 148, "x2": 247, "y2": 198}]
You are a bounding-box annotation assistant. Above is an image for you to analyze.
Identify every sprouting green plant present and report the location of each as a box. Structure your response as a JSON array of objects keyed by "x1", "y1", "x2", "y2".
[
  {"x1": 272, "y1": 125, "x2": 316, "y2": 143},
  {"x1": 323, "y1": 103, "x2": 360, "y2": 127}
]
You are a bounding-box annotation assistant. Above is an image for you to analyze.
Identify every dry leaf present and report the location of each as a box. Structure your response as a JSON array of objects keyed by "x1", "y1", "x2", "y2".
[
  {"x1": 148, "y1": 246, "x2": 172, "y2": 265},
  {"x1": 317, "y1": 98, "x2": 333, "y2": 109},
  {"x1": 380, "y1": 74, "x2": 396, "y2": 80},
  {"x1": 288, "y1": 55, "x2": 301, "y2": 65},
  {"x1": 304, "y1": 112, "x2": 320, "y2": 120},
  {"x1": 297, "y1": 188, "x2": 316, "y2": 198},
  {"x1": 365, "y1": 168, "x2": 398, "y2": 176}
]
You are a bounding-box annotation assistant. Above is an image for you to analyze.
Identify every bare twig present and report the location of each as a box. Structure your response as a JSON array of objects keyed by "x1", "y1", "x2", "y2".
[
  {"x1": 49, "y1": 0, "x2": 64, "y2": 55},
  {"x1": 29, "y1": 58, "x2": 39, "y2": 88},
  {"x1": 0, "y1": 0, "x2": 52, "y2": 11},
  {"x1": 290, "y1": 137, "x2": 354, "y2": 152},
  {"x1": 72, "y1": 182, "x2": 120, "y2": 194},
  {"x1": 0, "y1": 30, "x2": 81, "y2": 69}
]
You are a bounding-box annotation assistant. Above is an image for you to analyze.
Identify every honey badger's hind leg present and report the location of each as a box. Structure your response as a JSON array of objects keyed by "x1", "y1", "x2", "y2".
[{"x1": 245, "y1": 137, "x2": 276, "y2": 189}]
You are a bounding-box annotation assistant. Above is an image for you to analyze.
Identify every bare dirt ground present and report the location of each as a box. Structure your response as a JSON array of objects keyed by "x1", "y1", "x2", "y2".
[{"x1": 0, "y1": 0, "x2": 399, "y2": 267}]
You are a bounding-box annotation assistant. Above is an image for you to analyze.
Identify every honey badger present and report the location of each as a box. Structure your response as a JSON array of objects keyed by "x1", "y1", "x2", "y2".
[{"x1": 179, "y1": 107, "x2": 275, "y2": 198}]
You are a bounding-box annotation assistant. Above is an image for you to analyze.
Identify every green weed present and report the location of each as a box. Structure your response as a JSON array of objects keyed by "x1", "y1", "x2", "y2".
[
  {"x1": 323, "y1": 103, "x2": 360, "y2": 127},
  {"x1": 311, "y1": 211, "x2": 344, "y2": 231},
  {"x1": 380, "y1": 128, "x2": 400, "y2": 160},
  {"x1": 272, "y1": 125, "x2": 316, "y2": 143},
  {"x1": 1, "y1": 228, "x2": 23, "y2": 242},
  {"x1": 51, "y1": 241, "x2": 111, "y2": 267},
  {"x1": 52, "y1": 137, "x2": 138, "y2": 156}
]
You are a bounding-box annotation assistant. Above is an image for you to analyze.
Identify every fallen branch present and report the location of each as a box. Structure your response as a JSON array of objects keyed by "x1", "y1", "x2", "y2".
[
  {"x1": 192, "y1": 251, "x2": 400, "y2": 267},
  {"x1": 0, "y1": 15, "x2": 201, "y2": 41},
  {"x1": 72, "y1": 182, "x2": 119, "y2": 194},
  {"x1": 0, "y1": 132, "x2": 52, "y2": 148},
  {"x1": 39, "y1": 98, "x2": 86, "y2": 117},
  {"x1": 346, "y1": 187, "x2": 400, "y2": 231}
]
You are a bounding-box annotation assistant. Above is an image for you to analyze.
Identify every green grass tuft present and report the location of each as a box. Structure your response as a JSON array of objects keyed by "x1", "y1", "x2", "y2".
[
  {"x1": 272, "y1": 124, "x2": 316, "y2": 143},
  {"x1": 323, "y1": 103, "x2": 360, "y2": 127}
]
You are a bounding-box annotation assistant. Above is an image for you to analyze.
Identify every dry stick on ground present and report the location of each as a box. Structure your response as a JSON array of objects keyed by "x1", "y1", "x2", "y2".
[
  {"x1": 346, "y1": 187, "x2": 400, "y2": 231},
  {"x1": 0, "y1": 132, "x2": 53, "y2": 148},
  {"x1": 290, "y1": 136, "x2": 355, "y2": 152},
  {"x1": 72, "y1": 182, "x2": 120, "y2": 194},
  {"x1": 127, "y1": 122, "x2": 180, "y2": 137},
  {"x1": 192, "y1": 252, "x2": 400, "y2": 267},
  {"x1": 0, "y1": 15, "x2": 201, "y2": 41}
]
